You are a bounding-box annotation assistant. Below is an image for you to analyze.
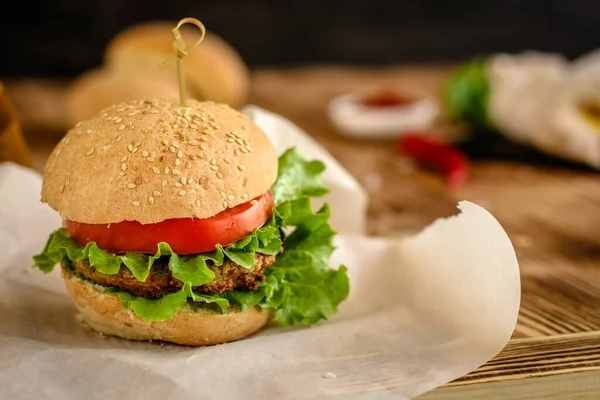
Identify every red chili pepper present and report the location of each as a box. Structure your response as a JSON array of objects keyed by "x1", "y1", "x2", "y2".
[{"x1": 397, "y1": 132, "x2": 470, "y2": 189}]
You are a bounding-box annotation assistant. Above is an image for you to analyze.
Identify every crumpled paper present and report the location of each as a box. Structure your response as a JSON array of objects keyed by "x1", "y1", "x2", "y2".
[{"x1": 0, "y1": 106, "x2": 520, "y2": 400}]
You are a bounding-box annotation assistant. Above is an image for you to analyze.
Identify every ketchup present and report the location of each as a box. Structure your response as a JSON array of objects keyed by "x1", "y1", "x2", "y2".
[{"x1": 360, "y1": 89, "x2": 416, "y2": 108}]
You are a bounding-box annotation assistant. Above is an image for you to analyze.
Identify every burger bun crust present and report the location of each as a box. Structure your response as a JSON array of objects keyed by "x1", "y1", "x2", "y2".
[{"x1": 62, "y1": 268, "x2": 271, "y2": 346}]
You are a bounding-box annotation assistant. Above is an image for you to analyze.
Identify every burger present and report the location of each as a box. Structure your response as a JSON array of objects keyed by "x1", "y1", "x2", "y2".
[{"x1": 33, "y1": 99, "x2": 349, "y2": 346}]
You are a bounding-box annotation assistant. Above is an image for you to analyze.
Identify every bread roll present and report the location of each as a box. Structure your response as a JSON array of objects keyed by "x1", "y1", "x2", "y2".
[
  {"x1": 63, "y1": 267, "x2": 270, "y2": 346},
  {"x1": 42, "y1": 99, "x2": 278, "y2": 224},
  {"x1": 65, "y1": 67, "x2": 181, "y2": 128},
  {"x1": 104, "y1": 20, "x2": 250, "y2": 109}
]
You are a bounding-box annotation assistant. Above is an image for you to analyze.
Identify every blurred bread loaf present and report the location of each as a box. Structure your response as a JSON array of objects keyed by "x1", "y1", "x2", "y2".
[
  {"x1": 104, "y1": 21, "x2": 250, "y2": 109},
  {"x1": 0, "y1": 81, "x2": 33, "y2": 168},
  {"x1": 65, "y1": 20, "x2": 250, "y2": 128},
  {"x1": 65, "y1": 68, "x2": 181, "y2": 125}
]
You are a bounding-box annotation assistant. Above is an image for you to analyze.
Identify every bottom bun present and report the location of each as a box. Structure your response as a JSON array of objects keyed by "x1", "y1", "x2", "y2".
[{"x1": 62, "y1": 268, "x2": 271, "y2": 346}]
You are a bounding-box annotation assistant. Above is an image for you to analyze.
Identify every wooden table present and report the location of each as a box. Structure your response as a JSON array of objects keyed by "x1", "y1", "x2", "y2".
[{"x1": 5, "y1": 65, "x2": 600, "y2": 398}]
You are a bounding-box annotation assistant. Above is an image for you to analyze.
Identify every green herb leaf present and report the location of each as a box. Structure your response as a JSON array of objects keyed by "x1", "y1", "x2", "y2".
[
  {"x1": 271, "y1": 147, "x2": 329, "y2": 205},
  {"x1": 443, "y1": 57, "x2": 496, "y2": 132}
]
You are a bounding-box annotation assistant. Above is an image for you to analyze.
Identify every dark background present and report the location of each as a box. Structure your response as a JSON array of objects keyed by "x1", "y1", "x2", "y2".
[{"x1": 2, "y1": 0, "x2": 600, "y2": 77}]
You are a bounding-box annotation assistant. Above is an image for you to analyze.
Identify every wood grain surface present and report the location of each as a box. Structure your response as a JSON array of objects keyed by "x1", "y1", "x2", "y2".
[{"x1": 4, "y1": 65, "x2": 600, "y2": 397}]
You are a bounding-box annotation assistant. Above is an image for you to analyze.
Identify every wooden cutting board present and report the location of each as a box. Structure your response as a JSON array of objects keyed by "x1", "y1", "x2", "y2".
[{"x1": 6, "y1": 65, "x2": 600, "y2": 398}]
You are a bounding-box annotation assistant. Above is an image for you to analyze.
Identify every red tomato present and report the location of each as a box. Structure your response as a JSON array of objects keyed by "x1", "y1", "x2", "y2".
[{"x1": 64, "y1": 191, "x2": 274, "y2": 255}]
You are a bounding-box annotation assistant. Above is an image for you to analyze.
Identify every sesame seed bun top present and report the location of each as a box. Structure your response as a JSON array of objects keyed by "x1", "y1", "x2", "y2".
[{"x1": 41, "y1": 99, "x2": 278, "y2": 224}]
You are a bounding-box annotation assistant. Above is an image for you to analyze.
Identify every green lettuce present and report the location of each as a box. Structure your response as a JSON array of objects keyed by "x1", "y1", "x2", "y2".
[
  {"x1": 33, "y1": 147, "x2": 349, "y2": 326},
  {"x1": 443, "y1": 57, "x2": 496, "y2": 132}
]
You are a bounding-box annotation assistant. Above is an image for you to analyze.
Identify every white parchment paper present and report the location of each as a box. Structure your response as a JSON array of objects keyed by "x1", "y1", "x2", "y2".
[{"x1": 0, "y1": 106, "x2": 521, "y2": 400}]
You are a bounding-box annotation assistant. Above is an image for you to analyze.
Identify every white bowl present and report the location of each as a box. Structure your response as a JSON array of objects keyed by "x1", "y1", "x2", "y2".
[{"x1": 328, "y1": 92, "x2": 440, "y2": 139}]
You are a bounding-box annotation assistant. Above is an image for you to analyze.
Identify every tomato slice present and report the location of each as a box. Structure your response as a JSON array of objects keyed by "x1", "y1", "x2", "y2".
[{"x1": 64, "y1": 191, "x2": 274, "y2": 255}]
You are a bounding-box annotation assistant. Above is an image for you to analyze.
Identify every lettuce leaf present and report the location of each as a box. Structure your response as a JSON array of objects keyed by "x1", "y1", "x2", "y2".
[
  {"x1": 33, "y1": 147, "x2": 349, "y2": 326},
  {"x1": 442, "y1": 57, "x2": 496, "y2": 132}
]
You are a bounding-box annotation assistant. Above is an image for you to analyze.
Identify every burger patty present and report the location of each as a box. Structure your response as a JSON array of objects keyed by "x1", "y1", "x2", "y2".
[{"x1": 67, "y1": 253, "x2": 276, "y2": 299}]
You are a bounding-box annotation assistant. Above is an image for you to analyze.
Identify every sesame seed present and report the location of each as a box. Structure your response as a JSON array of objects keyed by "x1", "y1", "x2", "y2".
[
  {"x1": 148, "y1": 197, "x2": 155, "y2": 205},
  {"x1": 60, "y1": 184, "x2": 65, "y2": 193},
  {"x1": 188, "y1": 177, "x2": 195, "y2": 184},
  {"x1": 211, "y1": 165, "x2": 219, "y2": 171},
  {"x1": 173, "y1": 142, "x2": 180, "y2": 148},
  {"x1": 226, "y1": 132, "x2": 236, "y2": 138},
  {"x1": 181, "y1": 177, "x2": 187, "y2": 185},
  {"x1": 220, "y1": 191, "x2": 227, "y2": 199},
  {"x1": 150, "y1": 151, "x2": 156, "y2": 158},
  {"x1": 135, "y1": 177, "x2": 142, "y2": 185},
  {"x1": 120, "y1": 155, "x2": 128, "y2": 162},
  {"x1": 195, "y1": 199, "x2": 201, "y2": 207},
  {"x1": 65, "y1": 177, "x2": 70, "y2": 186},
  {"x1": 238, "y1": 165, "x2": 246, "y2": 171},
  {"x1": 160, "y1": 117, "x2": 166, "y2": 122},
  {"x1": 202, "y1": 129, "x2": 210, "y2": 135},
  {"x1": 178, "y1": 190, "x2": 186, "y2": 196},
  {"x1": 127, "y1": 183, "x2": 137, "y2": 189},
  {"x1": 242, "y1": 193, "x2": 249, "y2": 199},
  {"x1": 172, "y1": 169, "x2": 181, "y2": 175},
  {"x1": 121, "y1": 163, "x2": 128, "y2": 171},
  {"x1": 169, "y1": 146, "x2": 176, "y2": 153},
  {"x1": 152, "y1": 167, "x2": 160, "y2": 174},
  {"x1": 119, "y1": 172, "x2": 126, "y2": 177},
  {"x1": 250, "y1": 200, "x2": 258, "y2": 205},
  {"x1": 189, "y1": 154, "x2": 197, "y2": 160},
  {"x1": 227, "y1": 194, "x2": 235, "y2": 200},
  {"x1": 190, "y1": 140, "x2": 198, "y2": 146},
  {"x1": 224, "y1": 157, "x2": 232, "y2": 164},
  {"x1": 119, "y1": 125, "x2": 126, "y2": 131},
  {"x1": 132, "y1": 147, "x2": 138, "y2": 153},
  {"x1": 235, "y1": 138, "x2": 244, "y2": 145},
  {"x1": 128, "y1": 144, "x2": 133, "y2": 152},
  {"x1": 64, "y1": 138, "x2": 71, "y2": 144},
  {"x1": 241, "y1": 147, "x2": 249, "y2": 153},
  {"x1": 177, "y1": 150, "x2": 183, "y2": 158},
  {"x1": 164, "y1": 167, "x2": 170, "y2": 174},
  {"x1": 234, "y1": 149, "x2": 240, "y2": 156},
  {"x1": 115, "y1": 117, "x2": 123, "y2": 123},
  {"x1": 86, "y1": 148, "x2": 95, "y2": 156},
  {"x1": 210, "y1": 158, "x2": 216, "y2": 165},
  {"x1": 153, "y1": 191, "x2": 162, "y2": 197},
  {"x1": 162, "y1": 139, "x2": 169, "y2": 145},
  {"x1": 201, "y1": 137, "x2": 208, "y2": 142},
  {"x1": 147, "y1": 157, "x2": 155, "y2": 162},
  {"x1": 162, "y1": 180, "x2": 167, "y2": 187},
  {"x1": 222, "y1": 200, "x2": 228, "y2": 208},
  {"x1": 216, "y1": 172, "x2": 224, "y2": 179},
  {"x1": 200, "y1": 144, "x2": 207, "y2": 150},
  {"x1": 227, "y1": 138, "x2": 235, "y2": 143},
  {"x1": 133, "y1": 164, "x2": 140, "y2": 171},
  {"x1": 142, "y1": 150, "x2": 149, "y2": 157},
  {"x1": 175, "y1": 182, "x2": 183, "y2": 188},
  {"x1": 115, "y1": 135, "x2": 122, "y2": 143},
  {"x1": 131, "y1": 201, "x2": 141, "y2": 207},
  {"x1": 175, "y1": 159, "x2": 181, "y2": 166},
  {"x1": 185, "y1": 161, "x2": 192, "y2": 169}
]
